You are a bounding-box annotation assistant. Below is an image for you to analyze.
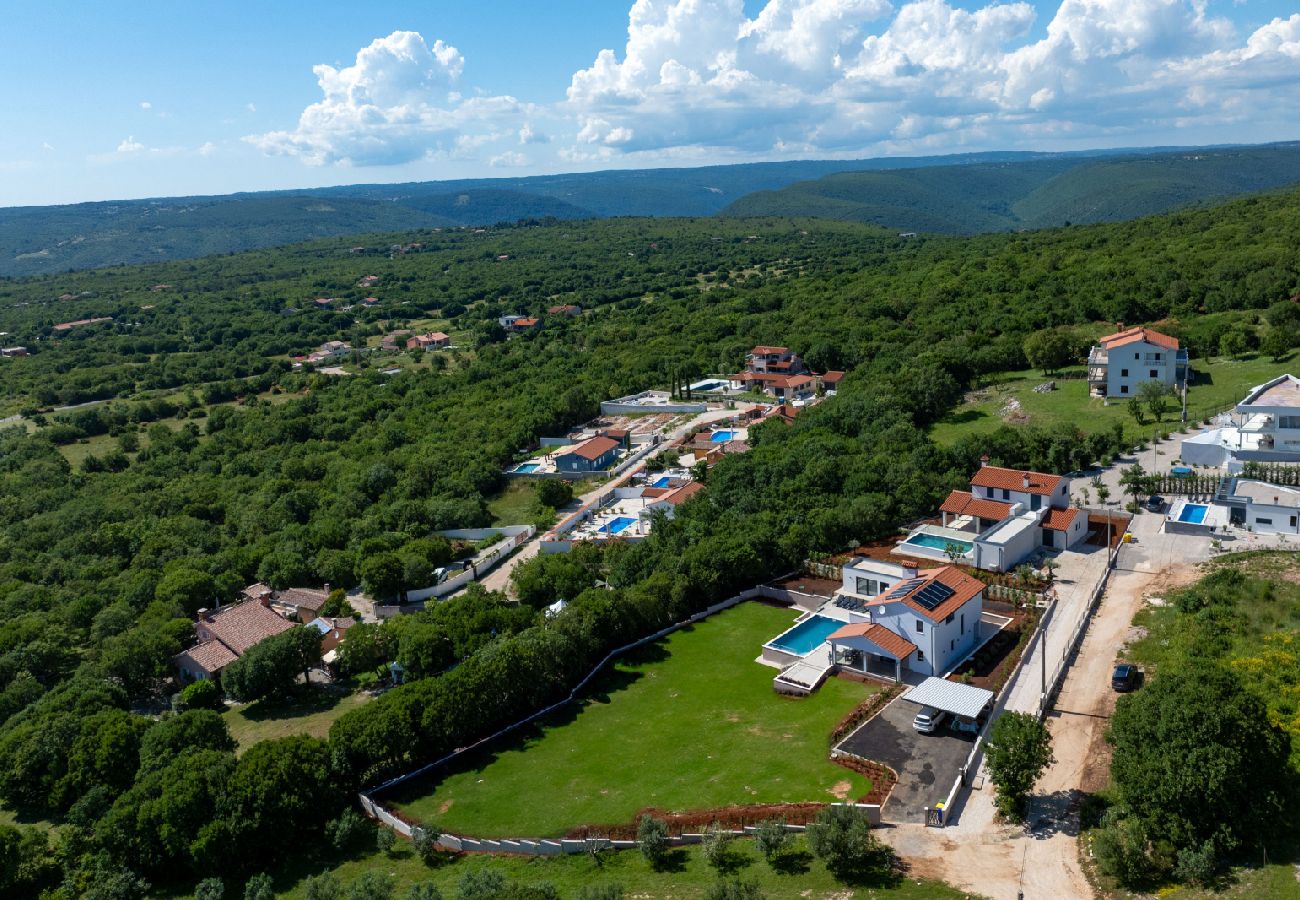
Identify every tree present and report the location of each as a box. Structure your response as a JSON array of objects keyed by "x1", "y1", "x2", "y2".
[
  {"x1": 1119, "y1": 463, "x2": 1148, "y2": 508},
  {"x1": 537, "y1": 479, "x2": 573, "y2": 509},
  {"x1": 1218, "y1": 328, "x2": 1250, "y2": 360},
  {"x1": 360, "y1": 553, "x2": 405, "y2": 601},
  {"x1": 303, "y1": 873, "x2": 341, "y2": 900},
  {"x1": 244, "y1": 873, "x2": 274, "y2": 900},
  {"x1": 1126, "y1": 397, "x2": 1145, "y2": 427},
  {"x1": 1109, "y1": 668, "x2": 1288, "y2": 856},
  {"x1": 155, "y1": 567, "x2": 216, "y2": 616},
  {"x1": 195, "y1": 878, "x2": 225, "y2": 900},
  {"x1": 344, "y1": 871, "x2": 395, "y2": 900},
  {"x1": 138, "y1": 709, "x2": 235, "y2": 772},
  {"x1": 637, "y1": 814, "x2": 669, "y2": 869},
  {"x1": 753, "y1": 818, "x2": 789, "y2": 864},
  {"x1": 805, "y1": 804, "x2": 891, "y2": 882},
  {"x1": 221, "y1": 627, "x2": 323, "y2": 702},
  {"x1": 412, "y1": 825, "x2": 442, "y2": 865},
  {"x1": 1023, "y1": 328, "x2": 1074, "y2": 374},
  {"x1": 983, "y1": 712, "x2": 1054, "y2": 819},
  {"x1": 1260, "y1": 326, "x2": 1293, "y2": 361},
  {"x1": 405, "y1": 884, "x2": 444, "y2": 900},
  {"x1": 1136, "y1": 380, "x2": 1170, "y2": 423},
  {"x1": 375, "y1": 826, "x2": 395, "y2": 856},
  {"x1": 177, "y1": 678, "x2": 222, "y2": 711},
  {"x1": 700, "y1": 823, "x2": 732, "y2": 871}
]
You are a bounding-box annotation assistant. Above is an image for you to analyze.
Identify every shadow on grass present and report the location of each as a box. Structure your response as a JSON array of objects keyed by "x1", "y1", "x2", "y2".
[
  {"x1": 654, "y1": 848, "x2": 690, "y2": 873},
  {"x1": 937, "y1": 409, "x2": 989, "y2": 427},
  {"x1": 770, "y1": 849, "x2": 813, "y2": 875},
  {"x1": 237, "y1": 682, "x2": 352, "y2": 723}
]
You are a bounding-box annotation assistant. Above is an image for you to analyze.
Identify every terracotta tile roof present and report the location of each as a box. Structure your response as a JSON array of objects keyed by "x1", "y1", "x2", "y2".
[
  {"x1": 829, "y1": 622, "x2": 917, "y2": 659},
  {"x1": 751, "y1": 345, "x2": 789, "y2": 355},
  {"x1": 641, "y1": 487, "x2": 670, "y2": 498},
  {"x1": 661, "y1": 482, "x2": 704, "y2": 505},
  {"x1": 969, "y1": 465, "x2": 1063, "y2": 496},
  {"x1": 602, "y1": 428, "x2": 629, "y2": 438},
  {"x1": 203, "y1": 601, "x2": 294, "y2": 656},
  {"x1": 569, "y1": 436, "x2": 620, "y2": 461},
  {"x1": 1041, "y1": 507, "x2": 1081, "y2": 531},
  {"x1": 873, "y1": 566, "x2": 985, "y2": 623},
  {"x1": 821, "y1": 371, "x2": 845, "y2": 384},
  {"x1": 514, "y1": 317, "x2": 540, "y2": 327},
  {"x1": 278, "y1": 587, "x2": 329, "y2": 612},
  {"x1": 429, "y1": 332, "x2": 449, "y2": 341},
  {"x1": 179, "y1": 640, "x2": 238, "y2": 674},
  {"x1": 1098, "y1": 326, "x2": 1179, "y2": 350},
  {"x1": 783, "y1": 374, "x2": 815, "y2": 388},
  {"x1": 939, "y1": 490, "x2": 1012, "y2": 521}
]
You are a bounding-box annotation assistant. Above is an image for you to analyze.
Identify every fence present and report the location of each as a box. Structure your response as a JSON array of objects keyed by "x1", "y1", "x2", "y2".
[{"x1": 403, "y1": 526, "x2": 536, "y2": 602}]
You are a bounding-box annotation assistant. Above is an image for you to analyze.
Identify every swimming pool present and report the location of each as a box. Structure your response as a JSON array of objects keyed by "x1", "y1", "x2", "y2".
[
  {"x1": 711, "y1": 430, "x2": 736, "y2": 442},
  {"x1": 599, "y1": 516, "x2": 638, "y2": 535},
  {"x1": 1171, "y1": 466, "x2": 1192, "y2": 477},
  {"x1": 1177, "y1": 503, "x2": 1208, "y2": 524},
  {"x1": 514, "y1": 463, "x2": 541, "y2": 474},
  {"x1": 767, "y1": 615, "x2": 841, "y2": 656},
  {"x1": 650, "y1": 476, "x2": 674, "y2": 488},
  {"x1": 904, "y1": 532, "x2": 974, "y2": 554}
]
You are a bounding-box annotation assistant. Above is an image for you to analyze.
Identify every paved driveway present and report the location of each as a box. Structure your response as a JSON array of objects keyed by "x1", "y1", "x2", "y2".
[{"x1": 837, "y1": 694, "x2": 973, "y2": 824}]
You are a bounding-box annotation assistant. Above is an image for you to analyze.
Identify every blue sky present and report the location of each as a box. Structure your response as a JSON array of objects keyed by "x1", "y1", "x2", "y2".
[{"x1": 2, "y1": 0, "x2": 1298, "y2": 206}]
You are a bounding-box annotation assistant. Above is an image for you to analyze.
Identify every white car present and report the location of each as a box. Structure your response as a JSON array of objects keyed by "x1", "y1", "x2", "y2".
[{"x1": 912, "y1": 705, "x2": 947, "y2": 734}]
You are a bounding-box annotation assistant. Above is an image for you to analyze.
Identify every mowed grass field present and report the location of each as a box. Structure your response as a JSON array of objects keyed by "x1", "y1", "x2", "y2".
[
  {"x1": 222, "y1": 686, "x2": 370, "y2": 754},
  {"x1": 929, "y1": 353, "x2": 1296, "y2": 445},
  {"x1": 390, "y1": 602, "x2": 876, "y2": 837}
]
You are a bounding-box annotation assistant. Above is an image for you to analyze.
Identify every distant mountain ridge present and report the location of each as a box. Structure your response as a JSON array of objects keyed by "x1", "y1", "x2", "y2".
[
  {"x1": 721, "y1": 144, "x2": 1300, "y2": 233},
  {"x1": 0, "y1": 142, "x2": 1293, "y2": 277}
]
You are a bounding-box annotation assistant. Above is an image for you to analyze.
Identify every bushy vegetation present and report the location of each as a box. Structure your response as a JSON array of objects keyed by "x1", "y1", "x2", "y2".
[{"x1": 1, "y1": 189, "x2": 1299, "y2": 893}]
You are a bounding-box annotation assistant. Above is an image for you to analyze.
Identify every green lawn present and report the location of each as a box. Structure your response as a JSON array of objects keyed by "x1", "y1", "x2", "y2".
[
  {"x1": 264, "y1": 837, "x2": 973, "y2": 900},
  {"x1": 221, "y1": 686, "x2": 370, "y2": 754},
  {"x1": 486, "y1": 479, "x2": 543, "y2": 526},
  {"x1": 928, "y1": 353, "x2": 1296, "y2": 445},
  {"x1": 390, "y1": 602, "x2": 875, "y2": 837}
]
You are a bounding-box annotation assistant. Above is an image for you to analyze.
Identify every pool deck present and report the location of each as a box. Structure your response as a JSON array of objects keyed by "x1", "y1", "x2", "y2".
[{"x1": 1164, "y1": 499, "x2": 1229, "y2": 535}]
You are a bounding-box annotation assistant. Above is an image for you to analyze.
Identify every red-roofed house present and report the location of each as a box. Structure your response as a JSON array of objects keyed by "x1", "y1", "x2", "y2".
[
  {"x1": 547, "y1": 304, "x2": 582, "y2": 316},
  {"x1": 174, "y1": 597, "x2": 295, "y2": 682},
  {"x1": 820, "y1": 371, "x2": 845, "y2": 391},
  {"x1": 827, "y1": 561, "x2": 985, "y2": 680},
  {"x1": 1087, "y1": 324, "x2": 1189, "y2": 398},
  {"x1": 728, "y1": 345, "x2": 813, "y2": 399},
  {"x1": 406, "y1": 332, "x2": 450, "y2": 350},
  {"x1": 509, "y1": 317, "x2": 542, "y2": 333},
  {"x1": 555, "y1": 435, "x2": 621, "y2": 473}
]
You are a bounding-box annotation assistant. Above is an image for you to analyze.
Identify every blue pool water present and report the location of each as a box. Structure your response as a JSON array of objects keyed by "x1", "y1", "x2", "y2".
[
  {"x1": 769, "y1": 616, "x2": 841, "y2": 656},
  {"x1": 514, "y1": 463, "x2": 541, "y2": 474},
  {"x1": 651, "y1": 476, "x2": 673, "y2": 488},
  {"x1": 1171, "y1": 466, "x2": 1192, "y2": 477},
  {"x1": 904, "y1": 532, "x2": 974, "y2": 554},
  {"x1": 711, "y1": 430, "x2": 736, "y2": 442},
  {"x1": 599, "y1": 516, "x2": 638, "y2": 535},
  {"x1": 1177, "y1": 503, "x2": 1208, "y2": 524}
]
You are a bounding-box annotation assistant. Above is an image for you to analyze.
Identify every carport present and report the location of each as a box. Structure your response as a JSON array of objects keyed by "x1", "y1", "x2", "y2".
[{"x1": 901, "y1": 677, "x2": 994, "y2": 725}]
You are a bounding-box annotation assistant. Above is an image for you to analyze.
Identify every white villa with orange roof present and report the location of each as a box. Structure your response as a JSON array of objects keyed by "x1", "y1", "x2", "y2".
[
  {"x1": 897, "y1": 459, "x2": 1086, "y2": 572},
  {"x1": 1087, "y1": 324, "x2": 1190, "y2": 398}
]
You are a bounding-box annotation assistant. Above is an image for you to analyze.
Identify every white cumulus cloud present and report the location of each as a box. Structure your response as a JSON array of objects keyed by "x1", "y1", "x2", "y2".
[
  {"x1": 116, "y1": 136, "x2": 145, "y2": 153},
  {"x1": 139, "y1": 101, "x2": 152, "y2": 110},
  {"x1": 247, "y1": 30, "x2": 525, "y2": 166}
]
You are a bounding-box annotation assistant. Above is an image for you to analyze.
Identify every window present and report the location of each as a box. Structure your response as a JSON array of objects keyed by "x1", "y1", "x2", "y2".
[
  {"x1": 1256, "y1": 517, "x2": 1273, "y2": 526},
  {"x1": 1120, "y1": 368, "x2": 1129, "y2": 377},
  {"x1": 1291, "y1": 516, "x2": 1297, "y2": 528},
  {"x1": 1150, "y1": 369, "x2": 1158, "y2": 379},
  {"x1": 1001, "y1": 489, "x2": 1010, "y2": 500},
  {"x1": 854, "y1": 576, "x2": 882, "y2": 596},
  {"x1": 915, "y1": 620, "x2": 924, "y2": 634},
  {"x1": 1153, "y1": 352, "x2": 1162, "y2": 360},
  {"x1": 945, "y1": 613, "x2": 954, "y2": 624},
  {"x1": 1280, "y1": 416, "x2": 1300, "y2": 430},
  {"x1": 950, "y1": 639, "x2": 955, "y2": 651},
  {"x1": 960, "y1": 613, "x2": 965, "y2": 634},
  {"x1": 1120, "y1": 385, "x2": 1129, "y2": 395},
  {"x1": 916, "y1": 650, "x2": 925, "y2": 662}
]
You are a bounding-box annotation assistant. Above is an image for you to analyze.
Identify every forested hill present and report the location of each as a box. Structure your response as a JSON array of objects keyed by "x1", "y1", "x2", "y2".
[
  {"x1": 0, "y1": 190, "x2": 1298, "y2": 894},
  {"x1": 0, "y1": 145, "x2": 1179, "y2": 278},
  {"x1": 721, "y1": 143, "x2": 1300, "y2": 233}
]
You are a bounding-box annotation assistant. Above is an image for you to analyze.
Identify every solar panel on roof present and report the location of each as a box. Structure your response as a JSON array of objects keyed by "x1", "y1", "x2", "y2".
[
  {"x1": 912, "y1": 581, "x2": 955, "y2": 611},
  {"x1": 884, "y1": 578, "x2": 924, "y2": 600}
]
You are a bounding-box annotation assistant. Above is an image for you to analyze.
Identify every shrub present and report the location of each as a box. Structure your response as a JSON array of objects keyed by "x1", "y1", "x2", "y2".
[
  {"x1": 1174, "y1": 840, "x2": 1218, "y2": 886},
  {"x1": 375, "y1": 826, "x2": 396, "y2": 856},
  {"x1": 326, "y1": 809, "x2": 372, "y2": 852},
  {"x1": 344, "y1": 871, "x2": 395, "y2": 900},
  {"x1": 1090, "y1": 815, "x2": 1167, "y2": 887},
  {"x1": 406, "y1": 884, "x2": 443, "y2": 900},
  {"x1": 412, "y1": 826, "x2": 442, "y2": 865},
  {"x1": 243, "y1": 874, "x2": 274, "y2": 900},
  {"x1": 704, "y1": 878, "x2": 765, "y2": 900},
  {"x1": 984, "y1": 712, "x2": 1054, "y2": 819},
  {"x1": 575, "y1": 886, "x2": 624, "y2": 900},
  {"x1": 303, "y1": 873, "x2": 341, "y2": 900},
  {"x1": 637, "y1": 814, "x2": 669, "y2": 869},
  {"x1": 700, "y1": 823, "x2": 732, "y2": 871},
  {"x1": 178, "y1": 679, "x2": 222, "y2": 710},
  {"x1": 537, "y1": 479, "x2": 573, "y2": 509},
  {"x1": 194, "y1": 878, "x2": 225, "y2": 900}
]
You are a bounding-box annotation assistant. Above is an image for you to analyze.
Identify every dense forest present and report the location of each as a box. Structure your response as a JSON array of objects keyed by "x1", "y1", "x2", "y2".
[
  {"x1": 0, "y1": 187, "x2": 1299, "y2": 896},
  {"x1": 723, "y1": 144, "x2": 1300, "y2": 233}
]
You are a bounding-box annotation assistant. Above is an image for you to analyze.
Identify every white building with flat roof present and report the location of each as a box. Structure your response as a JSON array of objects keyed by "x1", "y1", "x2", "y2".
[
  {"x1": 1181, "y1": 374, "x2": 1300, "y2": 471},
  {"x1": 1220, "y1": 479, "x2": 1300, "y2": 534}
]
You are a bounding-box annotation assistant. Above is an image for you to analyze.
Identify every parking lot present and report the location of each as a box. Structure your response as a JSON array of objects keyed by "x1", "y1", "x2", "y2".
[{"x1": 837, "y1": 693, "x2": 973, "y2": 824}]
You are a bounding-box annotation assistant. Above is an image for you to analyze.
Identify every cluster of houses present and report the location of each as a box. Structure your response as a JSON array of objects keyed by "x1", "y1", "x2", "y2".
[
  {"x1": 173, "y1": 584, "x2": 354, "y2": 684},
  {"x1": 728, "y1": 346, "x2": 844, "y2": 403}
]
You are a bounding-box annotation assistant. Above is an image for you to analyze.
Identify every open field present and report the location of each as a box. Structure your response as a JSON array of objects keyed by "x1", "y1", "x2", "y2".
[
  {"x1": 486, "y1": 479, "x2": 543, "y2": 526},
  {"x1": 222, "y1": 686, "x2": 370, "y2": 754},
  {"x1": 262, "y1": 837, "x2": 973, "y2": 900},
  {"x1": 390, "y1": 602, "x2": 875, "y2": 837},
  {"x1": 929, "y1": 353, "x2": 1296, "y2": 445}
]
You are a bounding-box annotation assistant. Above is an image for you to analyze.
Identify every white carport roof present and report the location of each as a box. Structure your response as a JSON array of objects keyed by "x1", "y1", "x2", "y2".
[{"x1": 901, "y1": 676, "x2": 994, "y2": 720}]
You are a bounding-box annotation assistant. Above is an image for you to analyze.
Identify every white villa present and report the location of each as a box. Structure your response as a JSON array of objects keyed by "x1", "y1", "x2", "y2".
[
  {"x1": 897, "y1": 461, "x2": 1087, "y2": 572},
  {"x1": 1087, "y1": 325, "x2": 1189, "y2": 398},
  {"x1": 1220, "y1": 479, "x2": 1300, "y2": 534},
  {"x1": 1181, "y1": 374, "x2": 1300, "y2": 471},
  {"x1": 828, "y1": 560, "x2": 984, "y2": 681}
]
